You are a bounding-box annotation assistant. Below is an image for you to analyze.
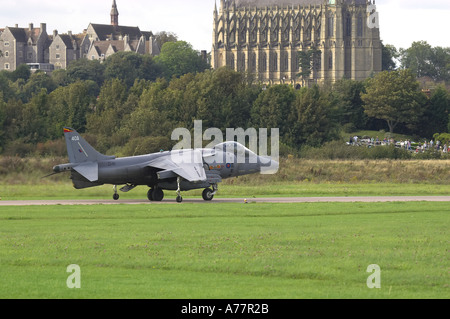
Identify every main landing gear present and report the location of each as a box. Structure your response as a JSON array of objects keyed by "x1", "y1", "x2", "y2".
[
  {"x1": 147, "y1": 187, "x2": 164, "y2": 202},
  {"x1": 113, "y1": 181, "x2": 219, "y2": 203}
]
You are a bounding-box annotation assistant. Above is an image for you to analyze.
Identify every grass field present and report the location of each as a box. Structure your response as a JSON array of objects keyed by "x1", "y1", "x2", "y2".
[
  {"x1": 1, "y1": 157, "x2": 448, "y2": 299},
  {"x1": 0, "y1": 202, "x2": 448, "y2": 299},
  {"x1": 2, "y1": 181, "x2": 450, "y2": 201}
]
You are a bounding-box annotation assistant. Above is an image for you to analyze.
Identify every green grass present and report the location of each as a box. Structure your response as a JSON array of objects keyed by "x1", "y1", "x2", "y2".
[
  {"x1": 0, "y1": 202, "x2": 448, "y2": 299},
  {"x1": 1, "y1": 181, "x2": 449, "y2": 201}
]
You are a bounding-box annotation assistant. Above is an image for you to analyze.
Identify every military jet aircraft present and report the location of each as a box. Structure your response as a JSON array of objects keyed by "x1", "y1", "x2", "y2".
[{"x1": 49, "y1": 127, "x2": 278, "y2": 202}]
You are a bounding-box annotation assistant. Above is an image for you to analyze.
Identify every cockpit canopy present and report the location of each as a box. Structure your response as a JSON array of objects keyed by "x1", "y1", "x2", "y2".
[{"x1": 213, "y1": 141, "x2": 258, "y2": 163}]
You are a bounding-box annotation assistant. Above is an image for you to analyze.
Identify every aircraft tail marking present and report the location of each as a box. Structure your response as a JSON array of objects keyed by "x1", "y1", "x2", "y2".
[{"x1": 63, "y1": 127, "x2": 114, "y2": 164}]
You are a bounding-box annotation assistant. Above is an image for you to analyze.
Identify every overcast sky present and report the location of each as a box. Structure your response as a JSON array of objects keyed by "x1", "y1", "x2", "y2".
[{"x1": 0, "y1": 0, "x2": 449, "y2": 51}]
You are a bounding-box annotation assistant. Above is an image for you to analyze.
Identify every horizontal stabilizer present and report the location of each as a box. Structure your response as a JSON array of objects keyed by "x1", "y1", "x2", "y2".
[{"x1": 73, "y1": 162, "x2": 98, "y2": 182}]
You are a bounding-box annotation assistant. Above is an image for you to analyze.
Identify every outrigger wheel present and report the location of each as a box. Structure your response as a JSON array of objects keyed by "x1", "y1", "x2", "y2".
[{"x1": 113, "y1": 185, "x2": 119, "y2": 200}]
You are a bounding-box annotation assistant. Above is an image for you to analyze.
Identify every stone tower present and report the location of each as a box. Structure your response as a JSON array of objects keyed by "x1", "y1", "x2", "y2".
[
  {"x1": 111, "y1": 0, "x2": 119, "y2": 27},
  {"x1": 211, "y1": 0, "x2": 382, "y2": 87}
]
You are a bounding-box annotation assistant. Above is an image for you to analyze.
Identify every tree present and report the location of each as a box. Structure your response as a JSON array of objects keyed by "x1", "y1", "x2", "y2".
[
  {"x1": 297, "y1": 47, "x2": 321, "y2": 86},
  {"x1": 66, "y1": 58, "x2": 105, "y2": 87},
  {"x1": 104, "y1": 52, "x2": 162, "y2": 87},
  {"x1": 251, "y1": 84, "x2": 296, "y2": 145},
  {"x1": 154, "y1": 31, "x2": 178, "y2": 50},
  {"x1": 20, "y1": 89, "x2": 49, "y2": 143},
  {"x1": 0, "y1": 72, "x2": 15, "y2": 101},
  {"x1": 381, "y1": 43, "x2": 399, "y2": 71},
  {"x1": 0, "y1": 93, "x2": 5, "y2": 152},
  {"x1": 9, "y1": 64, "x2": 31, "y2": 82},
  {"x1": 155, "y1": 41, "x2": 210, "y2": 79},
  {"x1": 330, "y1": 78, "x2": 367, "y2": 130},
  {"x1": 290, "y1": 86, "x2": 339, "y2": 147},
  {"x1": 361, "y1": 70, "x2": 426, "y2": 133},
  {"x1": 400, "y1": 41, "x2": 450, "y2": 82},
  {"x1": 421, "y1": 86, "x2": 450, "y2": 137},
  {"x1": 20, "y1": 71, "x2": 56, "y2": 102},
  {"x1": 48, "y1": 81, "x2": 97, "y2": 138}
]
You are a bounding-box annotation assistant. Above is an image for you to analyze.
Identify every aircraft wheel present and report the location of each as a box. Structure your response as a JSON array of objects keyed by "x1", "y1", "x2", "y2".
[
  {"x1": 147, "y1": 189, "x2": 153, "y2": 201},
  {"x1": 152, "y1": 188, "x2": 164, "y2": 202},
  {"x1": 202, "y1": 188, "x2": 214, "y2": 201},
  {"x1": 113, "y1": 193, "x2": 120, "y2": 201},
  {"x1": 176, "y1": 195, "x2": 183, "y2": 203}
]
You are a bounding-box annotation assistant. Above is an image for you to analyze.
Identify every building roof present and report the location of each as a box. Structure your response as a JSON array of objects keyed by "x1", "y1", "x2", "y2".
[
  {"x1": 59, "y1": 34, "x2": 75, "y2": 49},
  {"x1": 233, "y1": 0, "x2": 366, "y2": 8},
  {"x1": 6, "y1": 26, "x2": 44, "y2": 44},
  {"x1": 89, "y1": 24, "x2": 142, "y2": 41}
]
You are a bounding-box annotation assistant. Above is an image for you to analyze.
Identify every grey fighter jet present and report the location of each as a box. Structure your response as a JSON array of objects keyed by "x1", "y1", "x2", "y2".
[{"x1": 50, "y1": 127, "x2": 278, "y2": 202}]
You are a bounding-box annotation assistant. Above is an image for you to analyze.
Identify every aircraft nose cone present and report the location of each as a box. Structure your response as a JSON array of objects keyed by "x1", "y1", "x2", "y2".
[{"x1": 259, "y1": 156, "x2": 279, "y2": 175}]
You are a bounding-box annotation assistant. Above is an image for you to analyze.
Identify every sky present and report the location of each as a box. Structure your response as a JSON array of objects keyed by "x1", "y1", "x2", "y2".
[{"x1": 0, "y1": 0, "x2": 449, "y2": 51}]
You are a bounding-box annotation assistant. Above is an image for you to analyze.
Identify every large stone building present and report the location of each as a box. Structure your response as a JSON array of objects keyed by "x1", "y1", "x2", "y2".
[
  {"x1": 49, "y1": 31, "x2": 91, "y2": 69},
  {"x1": 211, "y1": 0, "x2": 382, "y2": 86},
  {"x1": 86, "y1": 0, "x2": 160, "y2": 62},
  {"x1": 0, "y1": 0, "x2": 159, "y2": 72},
  {"x1": 0, "y1": 23, "x2": 51, "y2": 71}
]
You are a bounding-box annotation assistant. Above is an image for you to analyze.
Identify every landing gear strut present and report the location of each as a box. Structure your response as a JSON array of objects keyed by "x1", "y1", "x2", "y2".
[{"x1": 176, "y1": 177, "x2": 183, "y2": 203}]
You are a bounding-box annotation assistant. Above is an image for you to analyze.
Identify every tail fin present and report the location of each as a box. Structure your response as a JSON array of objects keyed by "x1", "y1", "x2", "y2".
[{"x1": 63, "y1": 127, "x2": 114, "y2": 164}]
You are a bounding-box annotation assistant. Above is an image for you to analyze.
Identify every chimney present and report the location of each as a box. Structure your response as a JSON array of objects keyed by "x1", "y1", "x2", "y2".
[
  {"x1": 40, "y1": 23, "x2": 46, "y2": 33},
  {"x1": 29, "y1": 23, "x2": 34, "y2": 30},
  {"x1": 53, "y1": 30, "x2": 58, "y2": 37}
]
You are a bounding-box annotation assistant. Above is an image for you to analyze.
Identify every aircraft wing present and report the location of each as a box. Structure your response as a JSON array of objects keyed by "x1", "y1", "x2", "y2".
[{"x1": 146, "y1": 150, "x2": 206, "y2": 182}]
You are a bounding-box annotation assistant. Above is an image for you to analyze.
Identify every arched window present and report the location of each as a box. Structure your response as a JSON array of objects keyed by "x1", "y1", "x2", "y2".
[
  {"x1": 240, "y1": 53, "x2": 246, "y2": 71},
  {"x1": 272, "y1": 52, "x2": 278, "y2": 72},
  {"x1": 357, "y1": 16, "x2": 363, "y2": 37},
  {"x1": 345, "y1": 14, "x2": 352, "y2": 37},
  {"x1": 229, "y1": 53, "x2": 235, "y2": 69},
  {"x1": 327, "y1": 16, "x2": 334, "y2": 38},
  {"x1": 328, "y1": 52, "x2": 333, "y2": 70},
  {"x1": 260, "y1": 52, "x2": 267, "y2": 72},
  {"x1": 250, "y1": 53, "x2": 256, "y2": 72}
]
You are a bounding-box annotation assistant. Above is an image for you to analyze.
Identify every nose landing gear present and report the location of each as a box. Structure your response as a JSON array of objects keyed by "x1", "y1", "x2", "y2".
[
  {"x1": 176, "y1": 177, "x2": 183, "y2": 203},
  {"x1": 202, "y1": 183, "x2": 218, "y2": 201}
]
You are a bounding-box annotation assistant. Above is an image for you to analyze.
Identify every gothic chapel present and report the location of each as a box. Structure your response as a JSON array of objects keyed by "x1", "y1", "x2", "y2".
[{"x1": 211, "y1": 0, "x2": 382, "y2": 86}]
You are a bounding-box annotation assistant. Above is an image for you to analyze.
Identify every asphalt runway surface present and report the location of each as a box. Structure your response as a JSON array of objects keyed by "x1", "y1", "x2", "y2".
[{"x1": 1, "y1": 196, "x2": 449, "y2": 206}]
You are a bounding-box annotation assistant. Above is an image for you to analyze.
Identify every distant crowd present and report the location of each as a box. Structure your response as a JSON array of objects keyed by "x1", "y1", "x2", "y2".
[
  {"x1": 349, "y1": 136, "x2": 449, "y2": 153},
  {"x1": 413, "y1": 139, "x2": 449, "y2": 153}
]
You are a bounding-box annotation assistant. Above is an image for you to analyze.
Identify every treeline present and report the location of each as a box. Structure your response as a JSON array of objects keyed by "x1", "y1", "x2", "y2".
[{"x1": 0, "y1": 43, "x2": 449, "y2": 157}]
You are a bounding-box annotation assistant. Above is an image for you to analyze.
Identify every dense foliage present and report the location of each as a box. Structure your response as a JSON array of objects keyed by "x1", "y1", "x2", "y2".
[{"x1": 0, "y1": 41, "x2": 449, "y2": 157}]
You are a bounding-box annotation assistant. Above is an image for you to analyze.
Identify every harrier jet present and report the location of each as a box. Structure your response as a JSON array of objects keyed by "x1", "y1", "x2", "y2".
[{"x1": 49, "y1": 128, "x2": 278, "y2": 202}]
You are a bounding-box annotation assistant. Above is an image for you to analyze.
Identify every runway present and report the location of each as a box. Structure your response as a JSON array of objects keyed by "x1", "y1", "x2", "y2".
[{"x1": 1, "y1": 196, "x2": 449, "y2": 206}]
